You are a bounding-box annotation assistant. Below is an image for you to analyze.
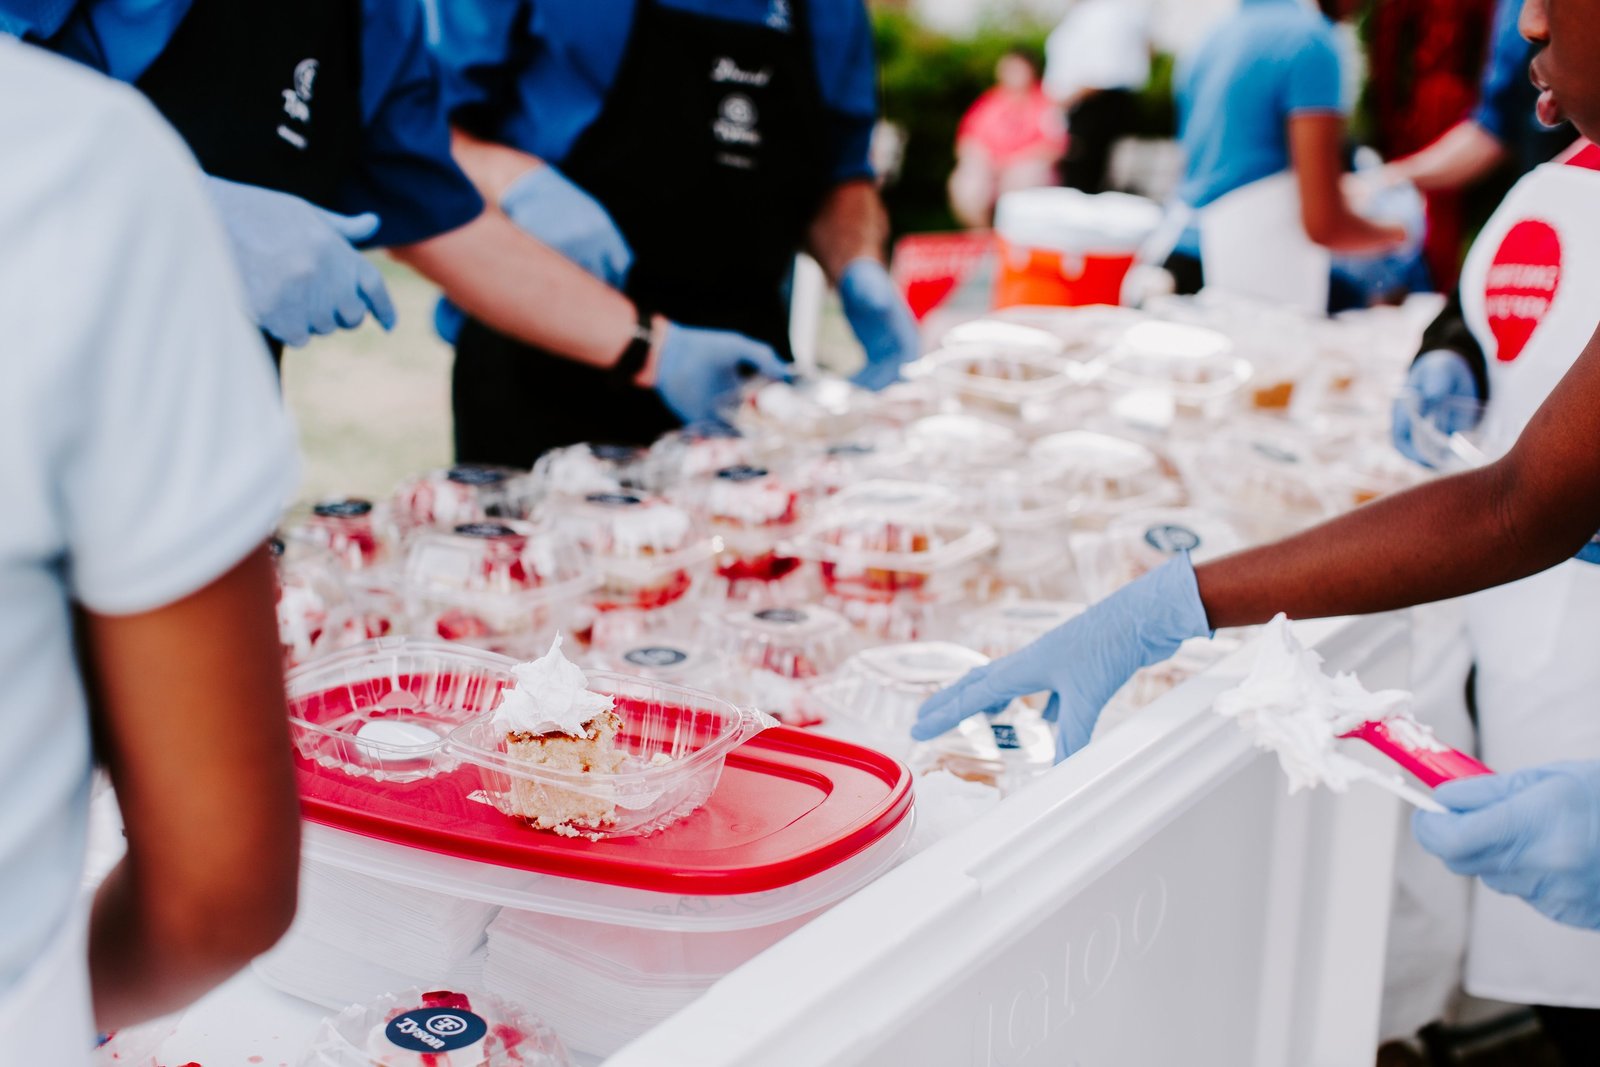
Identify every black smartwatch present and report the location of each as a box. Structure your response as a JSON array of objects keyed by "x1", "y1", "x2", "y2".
[{"x1": 610, "y1": 308, "x2": 657, "y2": 388}]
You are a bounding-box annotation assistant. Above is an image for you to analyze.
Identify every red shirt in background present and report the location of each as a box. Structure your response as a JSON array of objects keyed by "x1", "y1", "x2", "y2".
[{"x1": 956, "y1": 87, "x2": 1067, "y2": 168}]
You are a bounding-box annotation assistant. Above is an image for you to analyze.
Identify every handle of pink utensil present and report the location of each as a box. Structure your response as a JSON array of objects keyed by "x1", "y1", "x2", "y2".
[{"x1": 1342, "y1": 720, "x2": 1493, "y2": 788}]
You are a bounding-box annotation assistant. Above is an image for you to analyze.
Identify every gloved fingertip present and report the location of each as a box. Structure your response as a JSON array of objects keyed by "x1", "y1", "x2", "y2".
[{"x1": 324, "y1": 210, "x2": 382, "y2": 243}]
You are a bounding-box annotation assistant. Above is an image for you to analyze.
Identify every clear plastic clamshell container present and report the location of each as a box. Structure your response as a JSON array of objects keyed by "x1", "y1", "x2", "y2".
[
  {"x1": 806, "y1": 642, "x2": 1054, "y2": 793},
  {"x1": 392, "y1": 465, "x2": 538, "y2": 534},
  {"x1": 287, "y1": 640, "x2": 517, "y2": 785},
  {"x1": 304, "y1": 986, "x2": 570, "y2": 1067},
  {"x1": 788, "y1": 433, "x2": 910, "y2": 502},
  {"x1": 274, "y1": 538, "x2": 372, "y2": 669},
  {"x1": 962, "y1": 599, "x2": 1086, "y2": 660},
  {"x1": 447, "y1": 671, "x2": 775, "y2": 839},
  {"x1": 989, "y1": 303, "x2": 1146, "y2": 361},
  {"x1": 1181, "y1": 426, "x2": 1334, "y2": 542},
  {"x1": 679, "y1": 464, "x2": 806, "y2": 588},
  {"x1": 548, "y1": 491, "x2": 713, "y2": 625},
  {"x1": 705, "y1": 604, "x2": 857, "y2": 725},
  {"x1": 588, "y1": 640, "x2": 729, "y2": 690},
  {"x1": 912, "y1": 345, "x2": 1081, "y2": 426},
  {"x1": 938, "y1": 318, "x2": 1068, "y2": 357},
  {"x1": 904, "y1": 413, "x2": 1025, "y2": 475},
  {"x1": 1394, "y1": 390, "x2": 1490, "y2": 473},
  {"x1": 794, "y1": 492, "x2": 995, "y2": 609},
  {"x1": 642, "y1": 424, "x2": 767, "y2": 492},
  {"x1": 732, "y1": 377, "x2": 874, "y2": 445},
  {"x1": 403, "y1": 520, "x2": 595, "y2": 658},
  {"x1": 1090, "y1": 321, "x2": 1253, "y2": 418},
  {"x1": 1079, "y1": 507, "x2": 1244, "y2": 602},
  {"x1": 965, "y1": 473, "x2": 1079, "y2": 598},
  {"x1": 529, "y1": 443, "x2": 649, "y2": 502},
  {"x1": 290, "y1": 497, "x2": 398, "y2": 573},
  {"x1": 1028, "y1": 430, "x2": 1185, "y2": 525}
]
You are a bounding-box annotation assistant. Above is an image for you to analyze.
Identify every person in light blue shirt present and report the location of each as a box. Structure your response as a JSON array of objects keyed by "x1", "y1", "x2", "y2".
[
  {"x1": 1164, "y1": 0, "x2": 1403, "y2": 296},
  {"x1": 424, "y1": 0, "x2": 922, "y2": 465},
  {"x1": 1, "y1": 0, "x2": 791, "y2": 430}
]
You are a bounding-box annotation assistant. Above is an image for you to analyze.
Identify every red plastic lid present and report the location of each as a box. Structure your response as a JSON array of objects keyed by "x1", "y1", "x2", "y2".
[{"x1": 297, "y1": 726, "x2": 913, "y2": 896}]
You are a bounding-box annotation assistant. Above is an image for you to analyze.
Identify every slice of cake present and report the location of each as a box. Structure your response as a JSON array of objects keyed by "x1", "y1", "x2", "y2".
[{"x1": 489, "y1": 635, "x2": 626, "y2": 834}]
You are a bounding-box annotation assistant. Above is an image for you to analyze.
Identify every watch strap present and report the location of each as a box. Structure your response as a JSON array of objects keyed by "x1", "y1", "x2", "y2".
[{"x1": 610, "y1": 309, "x2": 656, "y2": 388}]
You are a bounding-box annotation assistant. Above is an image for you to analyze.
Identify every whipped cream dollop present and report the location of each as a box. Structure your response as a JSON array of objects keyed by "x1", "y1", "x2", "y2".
[
  {"x1": 1214, "y1": 615, "x2": 1444, "y2": 795},
  {"x1": 490, "y1": 634, "x2": 615, "y2": 737}
]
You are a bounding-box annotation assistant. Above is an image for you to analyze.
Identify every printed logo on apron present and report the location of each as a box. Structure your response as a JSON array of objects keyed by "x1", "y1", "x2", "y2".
[
  {"x1": 278, "y1": 57, "x2": 318, "y2": 150},
  {"x1": 1484, "y1": 219, "x2": 1562, "y2": 364}
]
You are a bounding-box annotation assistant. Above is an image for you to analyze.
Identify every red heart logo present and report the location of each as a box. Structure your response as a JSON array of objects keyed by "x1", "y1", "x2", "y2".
[{"x1": 1484, "y1": 219, "x2": 1561, "y2": 363}]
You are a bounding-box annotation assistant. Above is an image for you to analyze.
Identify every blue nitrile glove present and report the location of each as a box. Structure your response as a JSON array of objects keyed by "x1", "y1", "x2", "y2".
[
  {"x1": 913, "y1": 555, "x2": 1212, "y2": 761},
  {"x1": 654, "y1": 323, "x2": 792, "y2": 427},
  {"x1": 1414, "y1": 762, "x2": 1600, "y2": 931},
  {"x1": 1391, "y1": 350, "x2": 1482, "y2": 467},
  {"x1": 838, "y1": 258, "x2": 919, "y2": 392},
  {"x1": 502, "y1": 165, "x2": 632, "y2": 289},
  {"x1": 205, "y1": 177, "x2": 397, "y2": 348}
]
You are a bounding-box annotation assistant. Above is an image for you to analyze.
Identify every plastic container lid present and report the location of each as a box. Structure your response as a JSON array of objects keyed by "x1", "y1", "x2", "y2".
[
  {"x1": 643, "y1": 425, "x2": 766, "y2": 491},
  {"x1": 962, "y1": 599, "x2": 1086, "y2": 659},
  {"x1": 393, "y1": 466, "x2": 538, "y2": 532},
  {"x1": 290, "y1": 497, "x2": 398, "y2": 573},
  {"x1": 548, "y1": 495, "x2": 713, "y2": 611},
  {"x1": 733, "y1": 377, "x2": 871, "y2": 444},
  {"x1": 304, "y1": 987, "x2": 570, "y2": 1067},
  {"x1": 937, "y1": 319, "x2": 1067, "y2": 356},
  {"x1": 904, "y1": 413, "x2": 1025, "y2": 469},
  {"x1": 1184, "y1": 427, "x2": 1334, "y2": 532},
  {"x1": 1028, "y1": 430, "x2": 1184, "y2": 516},
  {"x1": 793, "y1": 507, "x2": 998, "y2": 595},
  {"x1": 820, "y1": 479, "x2": 962, "y2": 519},
  {"x1": 1092, "y1": 321, "x2": 1253, "y2": 401},
  {"x1": 912, "y1": 345, "x2": 1082, "y2": 417},
  {"x1": 807, "y1": 642, "x2": 989, "y2": 760},
  {"x1": 274, "y1": 538, "x2": 369, "y2": 669},
  {"x1": 994, "y1": 188, "x2": 1162, "y2": 254},
  {"x1": 705, "y1": 604, "x2": 856, "y2": 721},
  {"x1": 530, "y1": 443, "x2": 649, "y2": 501},
  {"x1": 589, "y1": 641, "x2": 728, "y2": 688},
  {"x1": 788, "y1": 435, "x2": 911, "y2": 500}
]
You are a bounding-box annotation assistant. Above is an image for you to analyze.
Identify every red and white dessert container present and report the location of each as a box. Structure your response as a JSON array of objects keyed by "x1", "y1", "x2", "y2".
[
  {"x1": 548, "y1": 491, "x2": 713, "y2": 639},
  {"x1": 1028, "y1": 429, "x2": 1185, "y2": 527},
  {"x1": 642, "y1": 425, "x2": 768, "y2": 493},
  {"x1": 392, "y1": 465, "x2": 538, "y2": 534},
  {"x1": 303, "y1": 987, "x2": 570, "y2": 1067},
  {"x1": 703, "y1": 604, "x2": 857, "y2": 726},
  {"x1": 290, "y1": 497, "x2": 399, "y2": 572},
  {"x1": 274, "y1": 538, "x2": 367, "y2": 669},
  {"x1": 402, "y1": 521, "x2": 594, "y2": 658},
  {"x1": 911, "y1": 344, "x2": 1081, "y2": 429},
  {"x1": 731, "y1": 377, "x2": 874, "y2": 446},
  {"x1": 787, "y1": 433, "x2": 910, "y2": 502},
  {"x1": 679, "y1": 464, "x2": 806, "y2": 594},
  {"x1": 529, "y1": 442, "x2": 649, "y2": 502},
  {"x1": 1088, "y1": 320, "x2": 1252, "y2": 423}
]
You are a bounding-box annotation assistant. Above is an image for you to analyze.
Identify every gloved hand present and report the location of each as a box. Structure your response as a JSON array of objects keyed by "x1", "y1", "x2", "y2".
[
  {"x1": 205, "y1": 177, "x2": 397, "y2": 347},
  {"x1": 913, "y1": 555, "x2": 1212, "y2": 760},
  {"x1": 1391, "y1": 350, "x2": 1482, "y2": 467},
  {"x1": 838, "y1": 258, "x2": 919, "y2": 391},
  {"x1": 654, "y1": 323, "x2": 792, "y2": 426},
  {"x1": 501, "y1": 165, "x2": 632, "y2": 289},
  {"x1": 1414, "y1": 762, "x2": 1600, "y2": 931}
]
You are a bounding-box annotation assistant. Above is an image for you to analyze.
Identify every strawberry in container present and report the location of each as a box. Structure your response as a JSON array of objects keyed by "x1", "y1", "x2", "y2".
[
  {"x1": 549, "y1": 491, "x2": 713, "y2": 643},
  {"x1": 272, "y1": 537, "x2": 360, "y2": 669},
  {"x1": 288, "y1": 497, "x2": 407, "y2": 643},
  {"x1": 642, "y1": 424, "x2": 766, "y2": 493},
  {"x1": 707, "y1": 604, "x2": 855, "y2": 726},
  {"x1": 392, "y1": 465, "x2": 536, "y2": 534},
  {"x1": 685, "y1": 464, "x2": 806, "y2": 593},
  {"x1": 403, "y1": 520, "x2": 594, "y2": 658}
]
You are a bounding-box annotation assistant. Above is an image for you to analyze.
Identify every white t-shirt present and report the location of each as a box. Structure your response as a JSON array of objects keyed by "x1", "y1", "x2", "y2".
[
  {"x1": 1043, "y1": 0, "x2": 1152, "y2": 104},
  {"x1": 0, "y1": 39, "x2": 300, "y2": 994}
]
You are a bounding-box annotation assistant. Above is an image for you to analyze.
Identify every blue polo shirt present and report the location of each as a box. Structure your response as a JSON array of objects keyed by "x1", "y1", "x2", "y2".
[
  {"x1": 0, "y1": 0, "x2": 483, "y2": 248},
  {"x1": 1172, "y1": 0, "x2": 1343, "y2": 255},
  {"x1": 422, "y1": 0, "x2": 878, "y2": 184},
  {"x1": 1474, "y1": 0, "x2": 1571, "y2": 174}
]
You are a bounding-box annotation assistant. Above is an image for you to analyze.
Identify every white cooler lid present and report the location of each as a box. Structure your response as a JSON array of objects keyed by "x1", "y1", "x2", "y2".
[{"x1": 994, "y1": 188, "x2": 1162, "y2": 256}]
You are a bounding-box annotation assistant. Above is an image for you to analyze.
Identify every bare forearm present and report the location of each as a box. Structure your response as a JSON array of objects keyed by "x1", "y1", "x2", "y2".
[
  {"x1": 392, "y1": 214, "x2": 638, "y2": 370},
  {"x1": 450, "y1": 128, "x2": 544, "y2": 204},
  {"x1": 1390, "y1": 121, "x2": 1508, "y2": 193},
  {"x1": 805, "y1": 179, "x2": 889, "y2": 283}
]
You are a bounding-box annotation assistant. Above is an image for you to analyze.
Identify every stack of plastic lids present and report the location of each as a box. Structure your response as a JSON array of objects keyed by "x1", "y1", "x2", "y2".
[
  {"x1": 911, "y1": 344, "x2": 1080, "y2": 431},
  {"x1": 1179, "y1": 424, "x2": 1333, "y2": 543},
  {"x1": 807, "y1": 642, "x2": 1054, "y2": 793},
  {"x1": 1090, "y1": 321, "x2": 1252, "y2": 423},
  {"x1": 256, "y1": 861, "x2": 494, "y2": 1010},
  {"x1": 962, "y1": 599, "x2": 1086, "y2": 660},
  {"x1": 391, "y1": 465, "x2": 538, "y2": 536},
  {"x1": 1077, "y1": 507, "x2": 1244, "y2": 602},
  {"x1": 402, "y1": 520, "x2": 595, "y2": 658},
  {"x1": 1028, "y1": 430, "x2": 1185, "y2": 529},
  {"x1": 304, "y1": 987, "x2": 570, "y2": 1066},
  {"x1": 529, "y1": 442, "x2": 650, "y2": 502},
  {"x1": 704, "y1": 604, "x2": 857, "y2": 726},
  {"x1": 545, "y1": 490, "x2": 713, "y2": 644},
  {"x1": 791, "y1": 481, "x2": 994, "y2": 642},
  {"x1": 483, "y1": 908, "x2": 799, "y2": 1059},
  {"x1": 673, "y1": 463, "x2": 807, "y2": 598}
]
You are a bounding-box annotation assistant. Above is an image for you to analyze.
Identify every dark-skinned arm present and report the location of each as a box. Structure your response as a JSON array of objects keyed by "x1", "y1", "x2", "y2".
[
  {"x1": 805, "y1": 179, "x2": 891, "y2": 285},
  {"x1": 1290, "y1": 112, "x2": 1408, "y2": 254},
  {"x1": 83, "y1": 545, "x2": 300, "y2": 1031},
  {"x1": 1198, "y1": 322, "x2": 1600, "y2": 626}
]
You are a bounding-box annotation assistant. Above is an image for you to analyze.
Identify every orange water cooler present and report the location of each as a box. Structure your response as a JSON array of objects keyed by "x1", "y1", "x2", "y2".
[{"x1": 992, "y1": 189, "x2": 1163, "y2": 309}]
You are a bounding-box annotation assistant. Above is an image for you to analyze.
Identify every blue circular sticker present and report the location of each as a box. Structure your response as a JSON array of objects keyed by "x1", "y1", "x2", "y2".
[
  {"x1": 991, "y1": 723, "x2": 1021, "y2": 750},
  {"x1": 1250, "y1": 441, "x2": 1299, "y2": 465},
  {"x1": 591, "y1": 443, "x2": 639, "y2": 462},
  {"x1": 717, "y1": 465, "x2": 769, "y2": 482},
  {"x1": 1144, "y1": 524, "x2": 1201, "y2": 555},
  {"x1": 827, "y1": 443, "x2": 875, "y2": 457},
  {"x1": 313, "y1": 498, "x2": 373, "y2": 519},
  {"x1": 586, "y1": 492, "x2": 644, "y2": 508},
  {"x1": 447, "y1": 465, "x2": 508, "y2": 486},
  {"x1": 625, "y1": 646, "x2": 690, "y2": 668},
  {"x1": 755, "y1": 607, "x2": 807, "y2": 625},
  {"x1": 383, "y1": 1008, "x2": 488, "y2": 1054},
  {"x1": 455, "y1": 522, "x2": 517, "y2": 539}
]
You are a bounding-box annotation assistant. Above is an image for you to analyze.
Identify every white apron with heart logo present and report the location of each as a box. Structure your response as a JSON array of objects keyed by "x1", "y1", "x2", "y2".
[
  {"x1": 0, "y1": 907, "x2": 94, "y2": 1065},
  {"x1": 1456, "y1": 147, "x2": 1600, "y2": 1006}
]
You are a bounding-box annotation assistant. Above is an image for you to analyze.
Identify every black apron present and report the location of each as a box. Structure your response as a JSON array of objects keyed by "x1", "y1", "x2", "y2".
[
  {"x1": 134, "y1": 0, "x2": 364, "y2": 361},
  {"x1": 452, "y1": 0, "x2": 833, "y2": 467}
]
